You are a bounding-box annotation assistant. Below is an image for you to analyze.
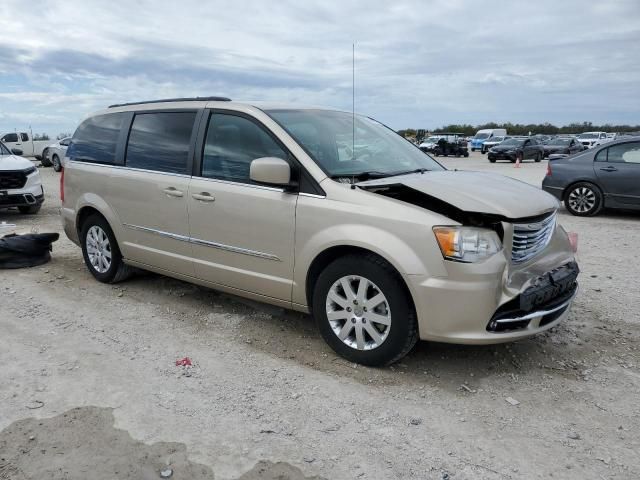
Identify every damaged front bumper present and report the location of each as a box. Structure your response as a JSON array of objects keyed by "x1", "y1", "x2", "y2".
[{"x1": 405, "y1": 225, "x2": 578, "y2": 344}]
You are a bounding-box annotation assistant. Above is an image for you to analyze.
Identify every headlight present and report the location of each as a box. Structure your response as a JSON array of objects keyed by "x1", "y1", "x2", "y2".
[
  {"x1": 433, "y1": 226, "x2": 502, "y2": 263},
  {"x1": 24, "y1": 166, "x2": 37, "y2": 175}
]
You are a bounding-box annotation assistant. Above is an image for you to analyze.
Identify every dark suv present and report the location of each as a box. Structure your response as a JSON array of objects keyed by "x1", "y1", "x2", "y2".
[{"x1": 487, "y1": 138, "x2": 544, "y2": 163}]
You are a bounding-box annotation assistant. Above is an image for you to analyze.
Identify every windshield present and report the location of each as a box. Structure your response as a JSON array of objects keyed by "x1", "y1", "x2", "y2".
[
  {"x1": 501, "y1": 138, "x2": 524, "y2": 147},
  {"x1": 423, "y1": 136, "x2": 441, "y2": 143},
  {"x1": 474, "y1": 133, "x2": 490, "y2": 140},
  {"x1": 0, "y1": 142, "x2": 10, "y2": 155},
  {"x1": 266, "y1": 109, "x2": 445, "y2": 178},
  {"x1": 578, "y1": 133, "x2": 598, "y2": 139}
]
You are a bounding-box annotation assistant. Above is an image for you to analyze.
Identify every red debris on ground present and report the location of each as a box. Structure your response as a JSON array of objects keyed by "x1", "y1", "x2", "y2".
[{"x1": 175, "y1": 357, "x2": 192, "y2": 367}]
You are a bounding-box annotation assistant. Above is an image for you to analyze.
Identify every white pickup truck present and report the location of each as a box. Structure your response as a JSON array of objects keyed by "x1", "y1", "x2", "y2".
[{"x1": 0, "y1": 132, "x2": 50, "y2": 159}]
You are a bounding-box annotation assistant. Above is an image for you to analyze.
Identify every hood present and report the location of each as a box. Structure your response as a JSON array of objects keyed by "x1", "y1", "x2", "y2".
[
  {"x1": 358, "y1": 171, "x2": 558, "y2": 219},
  {"x1": 0, "y1": 154, "x2": 35, "y2": 170}
]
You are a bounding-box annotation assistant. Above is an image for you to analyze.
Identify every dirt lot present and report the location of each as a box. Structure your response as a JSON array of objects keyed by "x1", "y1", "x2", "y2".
[{"x1": 1, "y1": 152, "x2": 639, "y2": 479}]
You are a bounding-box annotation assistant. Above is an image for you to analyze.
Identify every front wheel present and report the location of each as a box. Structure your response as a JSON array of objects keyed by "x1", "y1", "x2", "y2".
[
  {"x1": 40, "y1": 149, "x2": 52, "y2": 167},
  {"x1": 312, "y1": 254, "x2": 418, "y2": 366},
  {"x1": 564, "y1": 182, "x2": 603, "y2": 216},
  {"x1": 534, "y1": 153, "x2": 542, "y2": 163},
  {"x1": 80, "y1": 214, "x2": 132, "y2": 283},
  {"x1": 471, "y1": 148, "x2": 476, "y2": 152}
]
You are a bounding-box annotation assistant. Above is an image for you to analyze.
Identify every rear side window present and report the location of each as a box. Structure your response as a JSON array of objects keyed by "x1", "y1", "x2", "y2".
[
  {"x1": 201, "y1": 113, "x2": 287, "y2": 183},
  {"x1": 20, "y1": 133, "x2": 29, "y2": 141},
  {"x1": 1, "y1": 133, "x2": 18, "y2": 143},
  {"x1": 69, "y1": 113, "x2": 125, "y2": 164},
  {"x1": 607, "y1": 142, "x2": 640, "y2": 164},
  {"x1": 125, "y1": 112, "x2": 196, "y2": 174}
]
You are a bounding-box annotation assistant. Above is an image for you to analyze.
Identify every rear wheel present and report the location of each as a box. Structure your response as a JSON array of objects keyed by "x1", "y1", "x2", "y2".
[
  {"x1": 312, "y1": 254, "x2": 418, "y2": 366},
  {"x1": 80, "y1": 214, "x2": 132, "y2": 283},
  {"x1": 52, "y1": 154, "x2": 62, "y2": 172},
  {"x1": 564, "y1": 182, "x2": 603, "y2": 217}
]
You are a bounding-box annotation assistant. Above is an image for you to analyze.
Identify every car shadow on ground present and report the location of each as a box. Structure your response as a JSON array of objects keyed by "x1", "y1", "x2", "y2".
[{"x1": 117, "y1": 272, "x2": 591, "y2": 393}]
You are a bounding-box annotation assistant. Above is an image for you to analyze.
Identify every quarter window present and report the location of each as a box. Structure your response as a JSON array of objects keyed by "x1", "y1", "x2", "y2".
[
  {"x1": 68, "y1": 113, "x2": 125, "y2": 164},
  {"x1": 125, "y1": 112, "x2": 197, "y2": 174},
  {"x1": 201, "y1": 113, "x2": 287, "y2": 183}
]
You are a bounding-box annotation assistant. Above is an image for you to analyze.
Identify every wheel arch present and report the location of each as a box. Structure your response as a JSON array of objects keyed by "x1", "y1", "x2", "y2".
[{"x1": 304, "y1": 245, "x2": 417, "y2": 316}]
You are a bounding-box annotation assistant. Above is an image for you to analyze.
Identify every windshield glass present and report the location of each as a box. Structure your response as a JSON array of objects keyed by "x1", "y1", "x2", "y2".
[
  {"x1": 549, "y1": 138, "x2": 572, "y2": 146},
  {"x1": 423, "y1": 136, "x2": 440, "y2": 143},
  {"x1": 578, "y1": 133, "x2": 598, "y2": 139},
  {"x1": 501, "y1": 138, "x2": 524, "y2": 147},
  {"x1": 266, "y1": 109, "x2": 445, "y2": 177},
  {"x1": 0, "y1": 142, "x2": 10, "y2": 155},
  {"x1": 474, "y1": 133, "x2": 490, "y2": 140}
]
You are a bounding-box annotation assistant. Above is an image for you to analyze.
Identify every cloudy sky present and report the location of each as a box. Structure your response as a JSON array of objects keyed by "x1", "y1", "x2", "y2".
[{"x1": 0, "y1": 0, "x2": 638, "y2": 136}]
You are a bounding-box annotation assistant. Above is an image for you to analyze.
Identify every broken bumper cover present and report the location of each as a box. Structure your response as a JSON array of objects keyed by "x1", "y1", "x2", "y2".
[{"x1": 406, "y1": 230, "x2": 578, "y2": 344}]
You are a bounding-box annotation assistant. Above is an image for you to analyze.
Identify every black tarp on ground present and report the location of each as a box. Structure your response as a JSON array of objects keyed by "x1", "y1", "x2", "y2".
[{"x1": 0, "y1": 233, "x2": 59, "y2": 269}]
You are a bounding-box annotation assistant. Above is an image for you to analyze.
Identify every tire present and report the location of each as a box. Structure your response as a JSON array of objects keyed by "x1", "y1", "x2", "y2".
[
  {"x1": 52, "y1": 154, "x2": 62, "y2": 172},
  {"x1": 534, "y1": 153, "x2": 542, "y2": 163},
  {"x1": 564, "y1": 182, "x2": 603, "y2": 217},
  {"x1": 463, "y1": 151, "x2": 469, "y2": 158},
  {"x1": 18, "y1": 205, "x2": 41, "y2": 214},
  {"x1": 471, "y1": 148, "x2": 476, "y2": 152},
  {"x1": 312, "y1": 253, "x2": 418, "y2": 366},
  {"x1": 40, "y1": 149, "x2": 52, "y2": 167},
  {"x1": 80, "y1": 214, "x2": 133, "y2": 283},
  {"x1": 489, "y1": 158, "x2": 496, "y2": 163}
]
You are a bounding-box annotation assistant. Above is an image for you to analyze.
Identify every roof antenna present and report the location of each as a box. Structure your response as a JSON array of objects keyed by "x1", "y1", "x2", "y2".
[{"x1": 351, "y1": 42, "x2": 356, "y2": 189}]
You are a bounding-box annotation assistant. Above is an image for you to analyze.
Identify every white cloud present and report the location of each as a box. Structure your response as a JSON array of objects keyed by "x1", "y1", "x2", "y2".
[{"x1": 0, "y1": 0, "x2": 638, "y2": 135}]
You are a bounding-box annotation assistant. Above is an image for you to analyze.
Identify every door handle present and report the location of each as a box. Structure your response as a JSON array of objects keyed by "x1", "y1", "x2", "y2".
[
  {"x1": 600, "y1": 166, "x2": 618, "y2": 172},
  {"x1": 192, "y1": 192, "x2": 216, "y2": 202},
  {"x1": 162, "y1": 187, "x2": 184, "y2": 198}
]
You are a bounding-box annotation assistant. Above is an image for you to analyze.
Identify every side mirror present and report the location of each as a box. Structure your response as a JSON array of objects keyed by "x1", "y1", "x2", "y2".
[
  {"x1": 250, "y1": 157, "x2": 291, "y2": 187},
  {"x1": 11, "y1": 148, "x2": 23, "y2": 156}
]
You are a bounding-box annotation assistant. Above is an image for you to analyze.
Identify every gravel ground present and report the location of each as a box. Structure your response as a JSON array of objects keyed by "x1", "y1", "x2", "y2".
[{"x1": 1, "y1": 152, "x2": 639, "y2": 479}]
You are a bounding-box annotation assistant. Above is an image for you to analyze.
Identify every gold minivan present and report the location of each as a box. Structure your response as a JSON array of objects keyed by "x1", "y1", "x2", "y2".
[{"x1": 61, "y1": 97, "x2": 579, "y2": 365}]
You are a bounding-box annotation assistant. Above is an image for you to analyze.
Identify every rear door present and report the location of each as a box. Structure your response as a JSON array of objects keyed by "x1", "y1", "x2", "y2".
[
  {"x1": 107, "y1": 110, "x2": 200, "y2": 275},
  {"x1": 594, "y1": 141, "x2": 640, "y2": 206},
  {"x1": 187, "y1": 110, "x2": 297, "y2": 301}
]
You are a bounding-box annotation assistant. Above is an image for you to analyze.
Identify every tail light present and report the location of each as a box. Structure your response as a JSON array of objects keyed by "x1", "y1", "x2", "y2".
[
  {"x1": 59, "y1": 166, "x2": 65, "y2": 202},
  {"x1": 546, "y1": 163, "x2": 552, "y2": 176}
]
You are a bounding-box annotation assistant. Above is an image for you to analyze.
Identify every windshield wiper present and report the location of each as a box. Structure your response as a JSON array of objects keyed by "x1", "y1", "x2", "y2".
[
  {"x1": 384, "y1": 168, "x2": 429, "y2": 178},
  {"x1": 330, "y1": 171, "x2": 392, "y2": 181}
]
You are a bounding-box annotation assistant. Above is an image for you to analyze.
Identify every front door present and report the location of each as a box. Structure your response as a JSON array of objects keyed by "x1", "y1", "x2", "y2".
[
  {"x1": 595, "y1": 141, "x2": 640, "y2": 206},
  {"x1": 109, "y1": 110, "x2": 199, "y2": 276},
  {"x1": 188, "y1": 111, "x2": 297, "y2": 301}
]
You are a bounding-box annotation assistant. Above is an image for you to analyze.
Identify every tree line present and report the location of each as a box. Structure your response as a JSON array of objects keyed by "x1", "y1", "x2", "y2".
[{"x1": 398, "y1": 121, "x2": 640, "y2": 138}]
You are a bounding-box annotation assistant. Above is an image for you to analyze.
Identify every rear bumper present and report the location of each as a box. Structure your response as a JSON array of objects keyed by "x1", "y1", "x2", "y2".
[{"x1": 542, "y1": 185, "x2": 564, "y2": 201}]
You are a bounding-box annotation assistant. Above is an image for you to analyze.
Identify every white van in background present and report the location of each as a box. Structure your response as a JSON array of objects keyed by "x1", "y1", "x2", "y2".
[{"x1": 470, "y1": 128, "x2": 507, "y2": 152}]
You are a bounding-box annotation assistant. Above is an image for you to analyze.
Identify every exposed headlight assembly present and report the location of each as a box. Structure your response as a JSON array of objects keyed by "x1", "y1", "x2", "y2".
[{"x1": 433, "y1": 226, "x2": 502, "y2": 263}]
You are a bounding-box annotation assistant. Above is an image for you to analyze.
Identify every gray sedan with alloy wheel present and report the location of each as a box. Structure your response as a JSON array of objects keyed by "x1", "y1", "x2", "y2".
[{"x1": 542, "y1": 137, "x2": 640, "y2": 216}]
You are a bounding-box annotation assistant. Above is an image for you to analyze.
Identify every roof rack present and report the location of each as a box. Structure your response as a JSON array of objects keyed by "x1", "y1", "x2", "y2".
[{"x1": 108, "y1": 96, "x2": 231, "y2": 108}]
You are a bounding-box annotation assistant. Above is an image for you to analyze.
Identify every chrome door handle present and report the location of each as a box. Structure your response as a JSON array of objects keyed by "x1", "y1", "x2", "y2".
[
  {"x1": 162, "y1": 187, "x2": 184, "y2": 198},
  {"x1": 192, "y1": 192, "x2": 216, "y2": 202}
]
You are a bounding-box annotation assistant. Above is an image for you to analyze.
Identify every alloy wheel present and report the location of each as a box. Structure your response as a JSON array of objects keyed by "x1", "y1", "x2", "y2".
[
  {"x1": 568, "y1": 186, "x2": 596, "y2": 213},
  {"x1": 325, "y1": 275, "x2": 391, "y2": 351},
  {"x1": 86, "y1": 225, "x2": 112, "y2": 273}
]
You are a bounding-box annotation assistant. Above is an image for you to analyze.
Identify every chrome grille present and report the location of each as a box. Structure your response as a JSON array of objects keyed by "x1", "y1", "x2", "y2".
[{"x1": 511, "y1": 212, "x2": 556, "y2": 263}]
